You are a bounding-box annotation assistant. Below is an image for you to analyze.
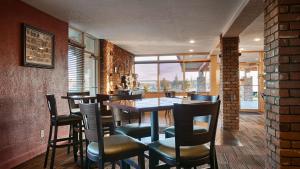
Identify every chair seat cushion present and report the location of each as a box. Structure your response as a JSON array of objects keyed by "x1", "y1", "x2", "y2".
[
  {"x1": 164, "y1": 125, "x2": 207, "y2": 137},
  {"x1": 115, "y1": 123, "x2": 151, "y2": 138},
  {"x1": 87, "y1": 135, "x2": 147, "y2": 160},
  {"x1": 56, "y1": 114, "x2": 82, "y2": 125},
  {"x1": 148, "y1": 138, "x2": 209, "y2": 162}
]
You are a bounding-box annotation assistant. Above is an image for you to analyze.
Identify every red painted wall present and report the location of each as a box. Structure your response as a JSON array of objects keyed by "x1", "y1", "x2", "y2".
[{"x1": 0, "y1": 1, "x2": 69, "y2": 168}]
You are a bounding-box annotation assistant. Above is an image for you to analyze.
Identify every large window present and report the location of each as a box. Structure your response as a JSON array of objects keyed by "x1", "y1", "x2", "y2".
[
  {"x1": 135, "y1": 64, "x2": 158, "y2": 92},
  {"x1": 134, "y1": 55, "x2": 210, "y2": 93},
  {"x1": 159, "y1": 63, "x2": 183, "y2": 92},
  {"x1": 68, "y1": 27, "x2": 98, "y2": 94}
]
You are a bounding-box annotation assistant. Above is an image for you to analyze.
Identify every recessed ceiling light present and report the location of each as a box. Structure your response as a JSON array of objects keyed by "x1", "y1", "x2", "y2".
[
  {"x1": 254, "y1": 38, "x2": 261, "y2": 42},
  {"x1": 189, "y1": 40, "x2": 195, "y2": 44},
  {"x1": 189, "y1": 49, "x2": 194, "y2": 52}
]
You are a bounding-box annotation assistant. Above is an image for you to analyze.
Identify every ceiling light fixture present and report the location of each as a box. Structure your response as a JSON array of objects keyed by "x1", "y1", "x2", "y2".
[
  {"x1": 189, "y1": 40, "x2": 195, "y2": 44},
  {"x1": 189, "y1": 49, "x2": 194, "y2": 52},
  {"x1": 254, "y1": 38, "x2": 261, "y2": 42}
]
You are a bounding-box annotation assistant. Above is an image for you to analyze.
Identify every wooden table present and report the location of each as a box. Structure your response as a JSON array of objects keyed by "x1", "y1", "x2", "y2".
[{"x1": 104, "y1": 97, "x2": 203, "y2": 142}]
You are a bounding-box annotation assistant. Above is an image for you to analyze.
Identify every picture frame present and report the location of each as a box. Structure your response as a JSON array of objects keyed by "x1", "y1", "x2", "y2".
[{"x1": 22, "y1": 24, "x2": 55, "y2": 69}]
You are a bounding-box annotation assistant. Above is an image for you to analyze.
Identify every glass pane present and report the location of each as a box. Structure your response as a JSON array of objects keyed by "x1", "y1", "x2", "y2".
[
  {"x1": 240, "y1": 66, "x2": 259, "y2": 110},
  {"x1": 135, "y1": 56, "x2": 158, "y2": 62},
  {"x1": 84, "y1": 53, "x2": 97, "y2": 95},
  {"x1": 84, "y1": 36, "x2": 95, "y2": 53},
  {"x1": 159, "y1": 63, "x2": 183, "y2": 92},
  {"x1": 159, "y1": 55, "x2": 178, "y2": 61},
  {"x1": 68, "y1": 28, "x2": 82, "y2": 43},
  {"x1": 135, "y1": 64, "x2": 158, "y2": 92}
]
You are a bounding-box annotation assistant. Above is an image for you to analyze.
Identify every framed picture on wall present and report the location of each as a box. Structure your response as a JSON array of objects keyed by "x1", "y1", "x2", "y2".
[{"x1": 22, "y1": 24, "x2": 55, "y2": 69}]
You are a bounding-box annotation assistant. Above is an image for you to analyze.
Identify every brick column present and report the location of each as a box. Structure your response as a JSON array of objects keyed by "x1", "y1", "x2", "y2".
[
  {"x1": 220, "y1": 37, "x2": 240, "y2": 130},
  {"x1": 265, "y1": 0, "x2": 300, "y2": 168}
]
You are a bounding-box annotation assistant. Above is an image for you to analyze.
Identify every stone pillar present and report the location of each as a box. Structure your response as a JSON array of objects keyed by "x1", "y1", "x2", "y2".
[
  {"x1": 265, "y1": 0, "x2": 300, "y2": 168},
  {"x1": 220, "y1": 36, "x2": 240, "y2": 130},
  {"x1": 210, "y1": 55, "x2": 220, "y2": 96}
]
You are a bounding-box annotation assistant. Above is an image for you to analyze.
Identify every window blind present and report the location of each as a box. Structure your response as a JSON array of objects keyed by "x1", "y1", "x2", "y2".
[{"x1": 68, "y1": 43, "x2": 84, "y2": 92}]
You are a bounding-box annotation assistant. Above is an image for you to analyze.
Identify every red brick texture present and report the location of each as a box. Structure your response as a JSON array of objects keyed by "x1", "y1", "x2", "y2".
[
  {"x1": 265, "y1": 0, "x2": 300, "y2": 168},
  {"x1": 220, "y1": 36, "x2": 240, "y2": 130},
  {"x1": 99, "y1": 39, "x2": 134, "y2": 93}
]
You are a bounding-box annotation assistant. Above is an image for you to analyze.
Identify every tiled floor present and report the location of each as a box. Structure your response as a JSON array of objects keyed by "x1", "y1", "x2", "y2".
[{"x1": 14, "y1": 113, "x2": 266, "y2": 169}]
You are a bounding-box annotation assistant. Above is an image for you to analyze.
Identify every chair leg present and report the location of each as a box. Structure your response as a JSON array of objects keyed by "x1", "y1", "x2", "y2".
[
  {"x1": 50, "y1": 125, "x2": 58, "y2": 169},
  {"x1": 79, "y1": 123, "x2": 84, "y2": 169},
  {"x1": 112, "y1": 162, "x2": 116, "y2": 169},
  {"x1": 149, "y1": 150, "x2": 158, "y2": 169},
  {"x1": 138, "y1": 153, "x2": 145, "y2": 169},
  {"x1": 121, "y1": 160, "x2": 130, "y2": 169},
  {"x1": 214, "y1": 147, "x2": 218, "y2": 169},
  {"x1": 44, "y1": 125, "x2": 53, "y2": 168},
  {"x1": 73, "y1": 124, "x2": 78, "y2": 162},
  {"x1": 98, "y1": 159, "x2": 104, "y2": 169},
  {"x1": 67, "y1": 124, "x2": 72, "y2": 154}
]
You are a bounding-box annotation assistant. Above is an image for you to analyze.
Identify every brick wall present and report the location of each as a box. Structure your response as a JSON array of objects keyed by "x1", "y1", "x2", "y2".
[
  {"x1": 264, "y1": 0, "x2": 300, "y2": 168},
  {"x1": 99, "y1": 39, "x2": 134, "y2": 93},
  {"x1": 220, "y1": 36, "x2": 240, "y2": 130}
]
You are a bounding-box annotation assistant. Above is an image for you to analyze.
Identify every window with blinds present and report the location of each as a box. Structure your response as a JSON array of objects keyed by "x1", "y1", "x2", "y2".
[{"x1": 68, "y1": 44, "x2": 84, "y2": 92}]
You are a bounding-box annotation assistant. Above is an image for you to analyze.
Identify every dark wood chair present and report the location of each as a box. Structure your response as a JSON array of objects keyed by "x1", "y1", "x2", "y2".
[
  {"x1": 79, "y1": 103, "x2": 147, "y2": 169},
  {"x1": 113, "y1": 94, "x2": 152, "y2": 139},
  {"x1": 96, "y1": 94, "x2": 116, "y2": 135},
  {"x1": 149, "y1": 101, "x2": 221, "y2": 169},
  {"x1": 44, "y1": 94, "x2": 83, "y2": 169},
  {"x1": 66, "y1": 91, "x2": 90, "y2": 153},
  {"x1": 164, "y1": 91, "x2": 176, "y2": 124},
  {"x1": 164, "y1": 94, "x2": 220, "y2": 138}
]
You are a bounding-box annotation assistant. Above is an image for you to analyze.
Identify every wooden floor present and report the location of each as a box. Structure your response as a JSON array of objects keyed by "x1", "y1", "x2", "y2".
[{"x1": 14, "y1": 113, "x2": 266, "y2": 169}]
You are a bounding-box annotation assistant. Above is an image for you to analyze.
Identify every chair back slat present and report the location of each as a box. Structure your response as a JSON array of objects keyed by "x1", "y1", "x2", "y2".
[
  {"x1": 190, "y1": 94, "x2": 219, "y2": 102},
  {"x1": 46, "y1": 94, "x2": 58, "y2": 118},
  {"x1": 190, "y1": 94, "x2": 219, "y2": 122},
  {"x1": 67, "y1": 91, "x2": 90, "y2": 109},
  {"x1": 173, "y1": 100, "x2": 221, "y2": 149},
  {"x1": 79, "y1": 103, "x2": 104, "y2": 155}
]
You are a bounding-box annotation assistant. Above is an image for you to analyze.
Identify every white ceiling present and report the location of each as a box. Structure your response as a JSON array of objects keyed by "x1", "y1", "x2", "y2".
[
  {"x1": 240, "y1": 13, "x2": 264, "y2": 51},
  {"x1": 22, "y1": 0, "x2": 246, "y2": 55}
]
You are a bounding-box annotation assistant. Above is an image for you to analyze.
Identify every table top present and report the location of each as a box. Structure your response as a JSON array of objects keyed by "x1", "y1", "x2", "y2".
[
  {"x1": 104, "y1": 97, "x2": 208, "y2": 112},
  {"x1": 61, "y1": 95, "x2": 97, "y2": 100}
]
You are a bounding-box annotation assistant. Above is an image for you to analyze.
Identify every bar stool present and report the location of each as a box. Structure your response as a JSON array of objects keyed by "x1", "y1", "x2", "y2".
[{"x1": 44, "y1": 94, "x2": 84, "y2": 169}]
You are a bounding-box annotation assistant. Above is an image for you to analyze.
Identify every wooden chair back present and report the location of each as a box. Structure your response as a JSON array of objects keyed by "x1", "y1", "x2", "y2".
[
  {"x1": 173, "y1": 101, "x2": 221, "y2": 160},
  {"x1": 190, "y1": 94, "x2": 219, "y2": 102},
  {"x1": 67, "y1": 91, "x2": 90, "y2": 110},
  {"x1": 79, "y1": 103, "x2": 104, "y2": 156},
  {"x1": 46, "y1": 94, "x2": 58, "y2": 118}
]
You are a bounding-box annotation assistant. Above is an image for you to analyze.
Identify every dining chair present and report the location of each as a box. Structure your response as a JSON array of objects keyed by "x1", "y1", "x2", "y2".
[
  {"x1": 113, "y1": 94, "x2": 152, "y2": 139},
  {"x1": 164, "y1": 94, "x2": 220, "y2": 138},
  {"x1": 79, "y1": 103, "x2": 147, "y2": 169},
  {"x1": 96, "y1": 94, "x2": 116, "y2": 135},
  {"x1": 164, "y1": 91, "x2": 176, "y2": 125},
  {"x1": 149, "y1": 101, "x2": 221, "y2": 169},
  {"x1": 44, "y1": 94, "x2": 83, "y2": 169},
  {"x1": 66, "y1": 91, "x2": 90, "y2": 153}
]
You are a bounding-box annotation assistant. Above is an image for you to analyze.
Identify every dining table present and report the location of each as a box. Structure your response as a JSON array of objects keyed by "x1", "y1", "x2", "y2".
[
  {"x1": 104, "y1": 97, "x2": 205, "y2": 142},
  {"x1": 61, "y1": 95, "x2": 97, "y2": 103}
]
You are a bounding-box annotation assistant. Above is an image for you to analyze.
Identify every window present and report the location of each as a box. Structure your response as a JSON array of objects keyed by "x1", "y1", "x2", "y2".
[
  {"x1": 68, "y1": 28, "x2": 98, "y2": 93},
  {"x1": 159, "y1": 63, "x2": 183, "y2": 92},
  {"x1": 68, "y1": 44, "x2": 84, "y2": 92},
  {"x1": 134, "y1": 55, "x2": 210, "y2": 93},
  {"x1": 135, "y1": 64, "x2": 158, "y2": 92}
]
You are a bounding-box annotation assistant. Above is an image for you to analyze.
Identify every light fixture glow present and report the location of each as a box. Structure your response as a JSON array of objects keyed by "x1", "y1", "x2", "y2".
[
  {"x1": 189, "y1": 40, "x2": 195, "y2": 44},
  {"x1": 239, "y1": 48, "x2": 244, "y2": 51},
  {"x1": 254, "y1": 38, "x2": 261, "y2": 42},
  {"x1": 189, "y1": 49, "x2": 194, "y2": 52}
]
